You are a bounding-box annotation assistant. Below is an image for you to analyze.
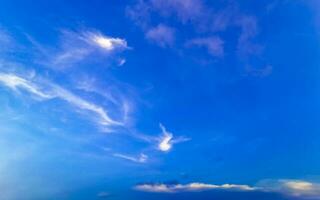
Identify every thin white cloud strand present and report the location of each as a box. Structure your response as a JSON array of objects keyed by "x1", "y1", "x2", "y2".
[
  {"x1": 134, "y1": 182, "x2": 255, "y2": 193},
  {"x1": 113, "y1": 153, "x2": 148, "y2": 163},
  {"x1": 0, "y1": 73, "x2": 122, "y2": 127},
  {"x1": 0, "y1": 73, "x2": 53, "y2": 99}
]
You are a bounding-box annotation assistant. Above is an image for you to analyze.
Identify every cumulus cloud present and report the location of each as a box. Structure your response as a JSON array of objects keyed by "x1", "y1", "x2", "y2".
[
  {"x1": 134, "y1": 182, "x2": 255, "y2": 193},
  {"x1": 113, "y1": 153, "x2": 148, "y2": 163},
  {"x1": 158, "y1": 123, "x2": 190, "y2": 152},
  {"x1": 0, "y1": 73, "x2": 122, "y2": 127},
  {"x1": 146, "y1": 24, "x2": 175, "y2": 47},
  {"x1": 134, "y1": 179, "x2": 320, "y2": 198},
  {"x1": 187, "y1": 36, "x2": 224, "y2": 57}
]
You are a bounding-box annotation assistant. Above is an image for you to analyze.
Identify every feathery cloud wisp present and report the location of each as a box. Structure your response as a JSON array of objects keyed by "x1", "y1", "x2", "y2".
[
  {"x1": 113, "y1": 153, "x2": 148, "y2": 163},
  {"x1": 0, "y1": 73, "x2": 122, "y2": 127},
  {"x1": 31, "y1": 29, "x2": 129, "y2": 68}
]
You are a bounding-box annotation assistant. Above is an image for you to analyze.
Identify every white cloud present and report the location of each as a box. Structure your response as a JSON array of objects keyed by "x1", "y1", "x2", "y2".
[
  {"x1": 30, "y1": 29, "x2": 129, "y2": 68},
  {"x1": 158, "y1": 123, "x2": 173, "y2": 152},
  {"x1": 158, "y1": 123, "x2": 190, "y2": 152},
  {"x1": 87, "y1": 32, "x2": 128, "y2": 51},
  {"x1": 187, "y1": 36, "x2": 224, "y2": 57},
  {"x1": 146, "y1": 24, "x2": 175, "y2": 47},
  {"x1": 0, "y1": 73, "x2": 122, "y2": 127},
  {"x1": 0, "y1": 73, "x2": 52, "y2": 99},
  {"x1": 113, "y1": 153, "x2": 148, "y2": 163},
  {"x1": 134, "y1": 182, "x2": 255, "y2": 193},
  {"x1": 135, "y1": 179, "x2": 320, "y2": 198}
]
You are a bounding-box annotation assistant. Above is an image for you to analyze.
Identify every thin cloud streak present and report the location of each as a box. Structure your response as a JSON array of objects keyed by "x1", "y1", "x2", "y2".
[
  {"x1": 113, "y1": 153, "x2": 148, "y2": 163},
  {"x1": 0, "y1": 73, "x2": 122, "y2": 127}
]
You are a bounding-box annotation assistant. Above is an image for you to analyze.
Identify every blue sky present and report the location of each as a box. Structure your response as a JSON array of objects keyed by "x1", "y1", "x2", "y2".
[{"x1": 0, "y1": 0, "x2": 320, "y2": 199}]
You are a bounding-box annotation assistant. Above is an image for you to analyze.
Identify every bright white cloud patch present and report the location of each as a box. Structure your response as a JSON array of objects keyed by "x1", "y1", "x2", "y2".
[
  {"x1": 134, "y1": 182, "x2": 255, "y2": 193},
  {"x1": 88, "y1": 32, "x2": 128, "y2": 51},
  {"x1": 157, "y1": 123, "x2": 190, "y2": 152},
  {"x1": 0, "y1": 73, "x2": 122, "y2": 127},
  {"x1": 158, "y1": 124, "x2": 174, "y2": 152},
  {"x1": 113, "y1": 153, "x2": 148, "y2": 163},
  {"x1": 33, "y1": 29, "x2": 129, "y2": 68}
]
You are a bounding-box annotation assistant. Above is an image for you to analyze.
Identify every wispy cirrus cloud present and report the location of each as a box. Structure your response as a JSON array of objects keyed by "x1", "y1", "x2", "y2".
[
  {"x1": 113, "y1": 153, "x2": 148, "y2": 163},
  {"x1": 29, "y1": 29, "x2": 129, "y2": 68},
  {"x1": 0, "y1": 73, "x2": 122, "y2": 128}
]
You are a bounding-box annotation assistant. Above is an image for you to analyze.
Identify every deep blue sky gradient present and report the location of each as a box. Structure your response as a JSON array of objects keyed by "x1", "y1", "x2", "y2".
[{"x1": 0, "y1": 0, "x2": 319, "y2": 199}]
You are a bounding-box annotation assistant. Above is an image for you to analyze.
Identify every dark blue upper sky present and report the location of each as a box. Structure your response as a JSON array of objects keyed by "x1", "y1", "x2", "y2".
[{"x1": 0, "y1": 0, "x2": 319, "y2": 200}]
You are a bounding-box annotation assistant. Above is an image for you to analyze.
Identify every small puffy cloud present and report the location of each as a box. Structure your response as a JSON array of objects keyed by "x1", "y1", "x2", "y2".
[
  {"x1": 0, "y1": 73, "x2": 122, "y2": 128},
  {"x1": 146, "y1": 24, "x2": 175, "y2": 47},
  {"x1": 158, "y1": 124, "x2": 190, "y2": 152},
  {"x1": 113, "y1": 153, "x2": 148, "y2": 163},
  {"x1": 187, "y1": 36, "x2": 224, "y2": 57},
  {"x1": 134, "y1": 182, "x2": 255, "y2": 193}
]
